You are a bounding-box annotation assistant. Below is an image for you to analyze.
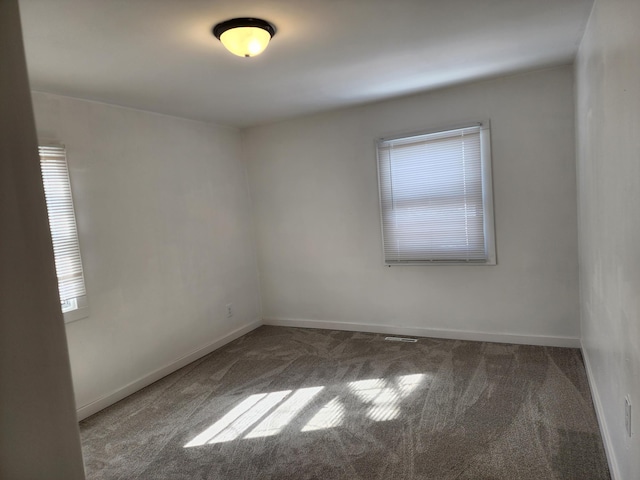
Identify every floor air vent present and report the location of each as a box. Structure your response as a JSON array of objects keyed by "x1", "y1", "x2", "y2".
[{"x1": 384, "y1": 336, "x2": 418, "y2": 343}]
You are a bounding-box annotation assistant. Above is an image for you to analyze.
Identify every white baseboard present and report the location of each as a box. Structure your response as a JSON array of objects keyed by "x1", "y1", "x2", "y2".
[
  {"x1": 263, "y1": 317, "x2": 581, "y2": 348},
  {"x1": 76, "y1": 317, "x2": 580, "y2": 421},
  {"x1": 76, "y1": 320, "x2": 262, "y2": 421},
  {"x1": 581, "y1": 344, "x2": 621, "y2": 480}
]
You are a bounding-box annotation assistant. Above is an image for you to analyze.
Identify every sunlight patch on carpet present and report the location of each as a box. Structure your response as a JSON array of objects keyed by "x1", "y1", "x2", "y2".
[
  {"x1": 184, "y1": 374, "x2": 426, "y2": 448},
  {"x1": 349, "y1": 373, "x2": 425, "y2": 421},
  {"x1": 302, "y1": 397, "x2": 345, "y2": 432},
  {"x1": 245, "y1": 386, "x2": 324, "y2": 438},
  {"x1": 184, "y1": 390, "x2": 290, "y2": 447}
]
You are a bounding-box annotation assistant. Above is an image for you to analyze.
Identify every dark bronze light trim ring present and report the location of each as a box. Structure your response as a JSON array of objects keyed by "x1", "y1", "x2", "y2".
[{"x1": 212, "y1": 18, "x2": 276, "y2": 40}]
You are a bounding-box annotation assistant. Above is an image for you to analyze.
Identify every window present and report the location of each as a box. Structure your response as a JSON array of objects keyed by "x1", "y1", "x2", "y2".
[
  {"x1": 376, "y1": 122, "x2": 496, "y2": 265},
  {"x1": 39, "y1": 145, "x2": 88, "y2": 322}
]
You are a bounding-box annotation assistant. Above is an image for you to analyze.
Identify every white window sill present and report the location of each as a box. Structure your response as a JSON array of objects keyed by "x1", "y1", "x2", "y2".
[
  {"x1": 64, "y1": 305, "x2": 89, "y2": 323},
  {"x1": 62, "y1": 296, "x2": 89, "y2": 323}
]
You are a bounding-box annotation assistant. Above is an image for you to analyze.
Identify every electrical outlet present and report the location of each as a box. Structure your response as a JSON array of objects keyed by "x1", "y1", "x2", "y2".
[
  {"x1": 226, "y1": 303, "x2": 233, "y2": 318},
  {"x1": 625, "y1": 395, "x2": 632, "y2": 437}
]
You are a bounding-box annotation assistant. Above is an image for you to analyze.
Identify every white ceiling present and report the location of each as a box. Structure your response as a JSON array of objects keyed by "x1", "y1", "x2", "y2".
[{"x1": 19, "y1": 0, "x2": 594, "y2": 127}]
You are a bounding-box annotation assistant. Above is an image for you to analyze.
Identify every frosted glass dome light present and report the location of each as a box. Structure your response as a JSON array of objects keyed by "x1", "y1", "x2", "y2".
[{"x1": 213, "y1": 18, "x2": 276, "y2": 58}]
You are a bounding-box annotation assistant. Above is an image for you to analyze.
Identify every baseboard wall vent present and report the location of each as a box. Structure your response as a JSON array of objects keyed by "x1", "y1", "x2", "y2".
[{"x1": 384, "y1": 336, "x2": 418, "y2": 343}]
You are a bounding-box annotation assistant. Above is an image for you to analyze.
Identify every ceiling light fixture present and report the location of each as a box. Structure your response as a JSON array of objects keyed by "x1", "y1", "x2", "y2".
[{"x1": 213, "y1": 18, "x2": 276, "y2": 58}]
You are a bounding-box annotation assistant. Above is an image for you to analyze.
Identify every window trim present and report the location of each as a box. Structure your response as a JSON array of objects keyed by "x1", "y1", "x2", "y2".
[
  {"x1": 39, "y1": 143, "x2": 89, "y2": 323},
  {"x1": 62, "y1": 295, "x2": 89, "y2": 323},
  {"x1": 375, "y1": 120, "x2": 497, "y2": 266}
]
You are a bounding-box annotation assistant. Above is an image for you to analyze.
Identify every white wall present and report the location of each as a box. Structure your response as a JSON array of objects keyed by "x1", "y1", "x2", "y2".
[
  {"x1": 31, "y1": 92, "x2": 262, "y2": 417},
  {"x1": 245, "y1": 66, "x2": 580, "y2": 346},
  {"x1": 575, "y1": 0, "x2": 640, "y2": 477},
  {"x1": 0, "y1": 1, "x2": 85, "y2": 478}
]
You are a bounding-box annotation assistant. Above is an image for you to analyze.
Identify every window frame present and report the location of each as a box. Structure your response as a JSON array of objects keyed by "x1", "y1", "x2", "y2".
[
  {"x1": 375, "y1": 120, "x2": 497, "y2": 266},
  {"x1": 39, "y1": 143, "x2": 89, "y2": 323}
]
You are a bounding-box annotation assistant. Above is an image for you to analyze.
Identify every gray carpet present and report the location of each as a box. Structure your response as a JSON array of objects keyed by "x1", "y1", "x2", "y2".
[{"x1": 80, "y1": 326, "x2": 611, "y2": 479}]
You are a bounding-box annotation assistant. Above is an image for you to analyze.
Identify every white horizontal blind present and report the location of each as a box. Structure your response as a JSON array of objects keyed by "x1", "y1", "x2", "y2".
[
  {"x1": 377, "y1": 125, "x2": 488, "y2": 264},
  {"x1": 39, "y1": 145, "x2": 87, "y2": 302}
]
